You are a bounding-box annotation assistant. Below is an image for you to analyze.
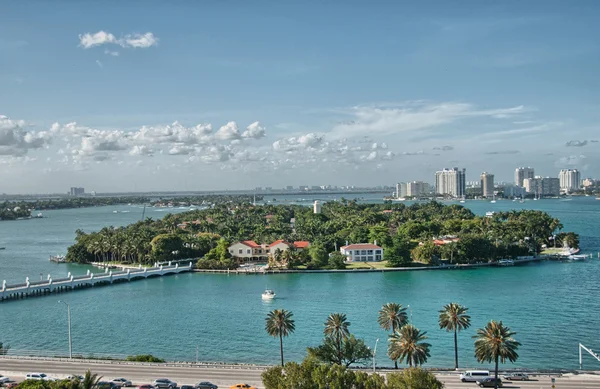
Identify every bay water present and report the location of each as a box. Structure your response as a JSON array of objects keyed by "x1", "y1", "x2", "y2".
[{"x1": 1, "y1": 196, "x2": 599, "y2": 370}]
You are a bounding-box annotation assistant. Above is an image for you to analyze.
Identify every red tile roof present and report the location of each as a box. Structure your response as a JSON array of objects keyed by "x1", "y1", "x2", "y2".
[
  {"x1": 269, "y1": 239, "x2": 290, "y2": 247},
  {"x1": 341, "y1": 243, "x2": 382, "y2": 250},
  {"x1": 293, "y1": 241, "x2": 310, "y2": 249},
  {"x1": 241, "y1": 240, "x2": 260, "y2": 248}
]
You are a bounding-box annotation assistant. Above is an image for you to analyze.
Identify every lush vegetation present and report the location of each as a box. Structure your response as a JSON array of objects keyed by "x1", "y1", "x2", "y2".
[
  {"x1": 0, "y1": 205, "x2": 32, "y2": 220},
  {"x1": 125, "y1": 354, "x2": 165, "y2": 363},
  {"x1": 474, "y1": 321, "x2": 521, "y2": 388},
  {"x1": 66, "y1": 200, "x2": 577, "y2": 268},
  {"x1": 262, "y1": 360, "x2": 443, "y2": 389},
  {"x1": 265, "y1": 309, "x2": 296, "y2": 366}
]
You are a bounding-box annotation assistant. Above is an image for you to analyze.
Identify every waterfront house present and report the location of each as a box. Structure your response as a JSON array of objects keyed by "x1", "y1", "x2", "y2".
[
  {"x1": 340, "y1": 242, "x2": 384, "y2": 262},
  {"x1": 228, "y1": 240, "x2": 311, "y2": 262}
]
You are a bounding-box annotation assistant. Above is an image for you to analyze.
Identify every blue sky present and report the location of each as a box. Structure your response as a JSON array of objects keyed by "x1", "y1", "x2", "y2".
[{"x1": 1, "y1": 1, "x2": 599, "y2": 193}]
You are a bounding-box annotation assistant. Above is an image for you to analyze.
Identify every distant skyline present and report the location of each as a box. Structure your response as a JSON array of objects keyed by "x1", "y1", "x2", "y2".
[{"x1": 1, "y1": 1, "x2": 599, "y2": 193}]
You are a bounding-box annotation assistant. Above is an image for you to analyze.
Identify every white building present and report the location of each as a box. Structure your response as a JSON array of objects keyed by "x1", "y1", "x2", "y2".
[
  {"x1": 340, "y1": 243, "x2": 384, "y2": 262},
  {"x1": 313, "y1": 200, "x2": 322, "y2": 214},
  {"x1": 480, "y1": 172, "x2": 494, "y2": 198},
  {"x1": 515, "y1": 167, "x2": 535, "y2": 187},
  {"x1": 524, "y1": 176, "x2": 560, "y2": 197},
  {"x1": 396, "y1": 181, "x2": 429, "y2": 198},
  {"x1": 559, "y1": 169, "x2": 581, "y2": 193},
  {"x1": 435, "y1": 168, "x2": 466, "y2": 198}
]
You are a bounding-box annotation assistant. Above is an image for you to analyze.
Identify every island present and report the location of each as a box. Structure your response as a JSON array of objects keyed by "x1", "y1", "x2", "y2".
[{"x1": 65, "y1": 199, "x2": 580, "y2": 271}]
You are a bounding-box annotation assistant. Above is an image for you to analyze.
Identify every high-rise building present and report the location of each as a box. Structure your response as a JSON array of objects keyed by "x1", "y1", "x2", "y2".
[
  {"x1": 559, "y1": 169, "x2": 581, "y2": 193},
  {"x1": 69, "y1": 187, "x2": 85, "y2": 196},
  {"x1": 406, "y1": 181, "x2": 430, "y2": 197},
  {"x1": 435, "y1": 168, "x2": 466, "y2": 198},
  {"x1": 480, "y1": 172, "x2": 494, "y2": 198},
  {"x1": 313, "y1": 200, "x2": 322, "y2": 214},
  {"x1": 515, "y1": 167, "x2": 535, "y2": 187},
  {"x1": 523, "y1": 176, "x2": 559, "y2": 197}
]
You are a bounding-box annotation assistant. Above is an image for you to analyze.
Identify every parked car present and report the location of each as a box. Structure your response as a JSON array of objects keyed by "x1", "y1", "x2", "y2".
[
  {"x1": 96, "y1": 381, "x2": 121, "y2": 389},
  {"x1": 0, "y1": 376, "x2": 10, "y2": 384},
  {"x1": 180, "y1": 385, "x2": 196, "y2": 389},
  {"x1": 136, "y1": 385, "x2": 154, "y2": 389},
  {"x1": 476, "y1": 378, "x2": 503, "y2": 388},
  {"x1": 112, "y1": 378, "x2": 133, "y2": 387},
  {"x1": 152, "y1": 379, "x2": 177, "y2": 389},
  {"x1": 503, "y1": 372, "x2": 529, "y2": 381},
  {"x1": 459, "y1": 370, "x2": 490, "y2": 382},
  {"x1": 68, "y1": 375, "x2": 85, "y2": 381},
  {"x1": 229, "y1": 385, "x2": 256, "y2": 389},
  {"x1": 26, "y1": 373, "x2": 56, "y2": 381},
  {"x1": 196, "y1": 383, "x2": 217, "y2": 389}
]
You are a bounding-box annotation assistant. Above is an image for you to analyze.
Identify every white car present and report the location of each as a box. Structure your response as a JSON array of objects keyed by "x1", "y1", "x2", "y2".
[
  {"x1": 112, "y1": 378, "x2": 133, "y2": 387},
  {"x1": 0, "y1": 375, "x2": 10, "y2": 384},
  {"x1": 26, "y1": 373, "x2": 56, "y2": 381}
]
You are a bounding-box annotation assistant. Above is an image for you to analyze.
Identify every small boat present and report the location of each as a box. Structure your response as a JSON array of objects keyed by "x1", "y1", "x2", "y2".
[
  {"x1": 459, "y1": 200, "x2": 466, "y2": 203},
  {"x1": 567, "y1": 254, "x2": 587, "y2": 261},
  {"x1": 49, "y1": 255, "x2": 66, "y2": 263},
  {"x1": 262, "y1": 289, "x2": 276, "y2": 300},
  {"x1": 497, "y1": 259, "x2": 515, "y2": 266},
  {"x1": 485, "y1": 211, "x2": 495, "y2": 217}
]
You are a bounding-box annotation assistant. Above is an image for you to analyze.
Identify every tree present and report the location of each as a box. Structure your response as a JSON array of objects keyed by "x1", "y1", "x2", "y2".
[
  {"x1": 308, "y1": 243, "x2": 329, "y2": 268},
  {"x1": 150, "y1": 233, "x2": 183, "y2": 261},
  {"x1": 410, "y1": 241, "x2": 438, "y2": 264},
  {"x1": 386, "y1": 368, "x2": 444, "y2": 389},
  {"x1": 438, "y1": 302, "x2": 471, "y2": 370},
  {"x1": 384, "y1": 236, "x2": 412, "y2": 267},
  {"x1": 388, "y1": 324, "x2": 431, "y2": 367},
  {"x1": 265, "y1": 309, "x2": 296, "y2": 366},
  {"x1": 78, "y1": 370, "x2": 102, "y2": 389},
  {"x1": 378, "y1": 303, "x2": 408, "y2": 368},
  {"x1": 474, "y1": 320, "x2": 520, "y2": 389},
  {"x1": 307, "y1": 335, "x2": 373, "y2": 367},
  {"x1": 324, "y1": 312, "x2": 351, "y2": 364},
  {"x1": 204, "y1": 238, "x2": 231, "y2": 262},
  {"x1": 328, "y1": 251, "x2": 347, "y2": 269}
]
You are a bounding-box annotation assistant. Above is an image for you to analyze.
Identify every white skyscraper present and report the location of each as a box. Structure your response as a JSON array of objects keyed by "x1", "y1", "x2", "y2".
[
  {"x1": 435, "y1": 168, "x2": 466, "y2": 198},
  {"x1": 559, "y1": 169, "x2": 581, "y2": 193},
  {"x1": 313, "y1": 200, "x2": 322, "y2": 214},
  {"x1": 480, "y1": 172, "x2": 495, "y2": 198},
  {"x1": 515, "y1": 167, "x2": 535, "y2": 187}
]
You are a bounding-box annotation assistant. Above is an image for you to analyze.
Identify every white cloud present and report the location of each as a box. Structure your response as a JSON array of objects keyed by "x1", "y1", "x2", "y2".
[
  {"x1": 0, "y1": 115, "x2": 52, "y2": 156},
  {"x1": 215, "y1": 121, "x2": 241, "y2": 141},
  {"x1": 79, "y1": 31, "x2": 158, "y2": 50},
  {"x1": 104, "y1": 50, "x2": 119, "y2": 57},
  {"x1": 241, "y1": 121, "x2": 266, "y2": 139},
  {"x1": 129, "y1": 145, "x2": 153, "y2": 156}
]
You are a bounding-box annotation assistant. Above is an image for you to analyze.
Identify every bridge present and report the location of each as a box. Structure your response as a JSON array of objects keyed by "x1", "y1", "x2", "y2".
[{"x1": 0, "y1": 262, "x2": 193, "y2": 302}]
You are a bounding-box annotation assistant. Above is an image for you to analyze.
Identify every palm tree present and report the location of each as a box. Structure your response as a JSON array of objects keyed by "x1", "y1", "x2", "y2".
[
  {"x1": 378, "y1": 303, "x2": 408, "y2": 368},
  {"x1": 265, "y1": 309, "x2": 295, "y2": 366},
  {"x1": 438, "y1": 302, "x2": 471, "y2": 370},
  {"x1": 474, "y1": 320, "x2": 520, "y2": 389},
  {"x1": 79, "y1": 370, "x2": 102, "y2": 389},
  {"x1": 388, "y1": 324, "x2": 431, "y2": 367},
  {"x1": 324, "y1": 313, "x2": 351, "y2": 364}
]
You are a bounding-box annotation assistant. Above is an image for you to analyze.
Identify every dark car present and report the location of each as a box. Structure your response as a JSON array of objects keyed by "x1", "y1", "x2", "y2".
[
  {"x1": 96, "y1": 382, "x2": 121, "y2": 389},
  {"x1": 196, "y1": 383, "x2": 218, "y2": 389},
  {"x1": 477, "y1": 378, "x2": 503, "y2": 388}
]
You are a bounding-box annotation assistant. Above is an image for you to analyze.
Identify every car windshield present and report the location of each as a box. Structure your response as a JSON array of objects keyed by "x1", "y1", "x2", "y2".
[{"x1": 39, "y1": 375, "x2": 47, "y2": 378}]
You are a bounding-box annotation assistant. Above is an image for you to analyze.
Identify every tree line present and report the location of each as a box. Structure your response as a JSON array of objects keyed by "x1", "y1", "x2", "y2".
[
  {"x1": 264, "y1": 302, "x2": 519, "y2": 389},
  {"x1": 66, "y1": 200, "x2": 578, "y2": 269}
]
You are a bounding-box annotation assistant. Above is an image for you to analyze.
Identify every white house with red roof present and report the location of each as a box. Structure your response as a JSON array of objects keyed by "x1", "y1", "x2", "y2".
[
  {"x1": 228, "y1": 240, "x2": 311, "y2": 262},
  {"x1": 340, "y1": 242, "x2": 384, "y2": 262}
]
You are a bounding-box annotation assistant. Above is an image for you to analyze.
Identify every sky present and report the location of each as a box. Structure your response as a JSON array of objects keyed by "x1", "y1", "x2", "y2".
[{"x1": 1, "y1": 1, "x2": 599, "y2": 193}]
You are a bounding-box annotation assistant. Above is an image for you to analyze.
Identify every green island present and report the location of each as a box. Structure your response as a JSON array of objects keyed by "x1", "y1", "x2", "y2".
[{"x1": 66, "y1": 198, "x2": 579, "y2": 270}]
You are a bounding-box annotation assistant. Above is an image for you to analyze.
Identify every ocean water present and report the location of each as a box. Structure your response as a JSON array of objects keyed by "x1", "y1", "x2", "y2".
[{"x1": 1, "y1": 196, "x2": 599, "y2": 370}]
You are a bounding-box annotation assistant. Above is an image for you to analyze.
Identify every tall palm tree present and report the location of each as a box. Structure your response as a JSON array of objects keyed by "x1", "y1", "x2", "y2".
[
  {"x1": 324, "y1": 313, "x2": 351, "y2": 364},
  {"x1": 438, "y1": 302, "x2": 471, "y2": 370},
  {"x1": 474, "y1": 320, "x2": 520, "y2": 389},
  {"x1": 388, "y1": 324, "x2": 431, "y2": 367},
  {"x1": 378, "y1": 303, "x2": 408, "y2": 369},
  {"x1": 265, "y1": 309, "x2": 296, "y2": 366}
]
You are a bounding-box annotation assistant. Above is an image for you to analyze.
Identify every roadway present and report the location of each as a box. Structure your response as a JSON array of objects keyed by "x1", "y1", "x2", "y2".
[{"x1": 1, "y1": 358, "x2": 599, "y2": 388}]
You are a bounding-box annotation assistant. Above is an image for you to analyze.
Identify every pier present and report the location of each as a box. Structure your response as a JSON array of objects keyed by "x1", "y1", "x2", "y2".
[{"x1": 0, "y1": 262, "x2": 193, "y2": 302}]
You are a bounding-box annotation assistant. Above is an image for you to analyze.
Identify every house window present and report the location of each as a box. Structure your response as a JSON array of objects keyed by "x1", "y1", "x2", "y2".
[
  {"x1": 258, "y1": 249, "x2": 262, "y2": 254},
  {"x1": 266, "y1": 249, "x2": 270, "y2": 253},
  {"x1": 361, "y1": 250, "x2": 366, "y2": 255},
  {"x1": 367, "y1": 250, "x2": 373, "y2": 254},
  {"x1": 375, "y1": 250, "x2": 382, "y2": 254},
  {"x1": 375, "y1": 255, "x2": 382, "y2": 261},
  {"x1": 247, "y1": 249, "x2": 251, "y2": 254},
  {"x1": 238, "y1": 249, "x2": 243, "y2": 254}
]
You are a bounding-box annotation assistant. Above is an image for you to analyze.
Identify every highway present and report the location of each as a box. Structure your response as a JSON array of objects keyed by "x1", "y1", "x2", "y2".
[{"x1": 1, "y1": 358, "x2": 599, "y2": 388}]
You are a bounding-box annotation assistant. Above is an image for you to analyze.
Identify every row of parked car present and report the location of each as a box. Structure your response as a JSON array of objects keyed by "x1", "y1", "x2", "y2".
[
  {"x1": 0, "y1": 373, "x2": 257, "y2": 389},
  {"x1": 459, "y1": 370, "x2": 530, "y2": 387}
]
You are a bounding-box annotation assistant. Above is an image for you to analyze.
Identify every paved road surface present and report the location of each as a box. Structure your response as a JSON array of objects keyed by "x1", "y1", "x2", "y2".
[{"x1": 1, "y1": 358, "x2": 599, "y2": 388}]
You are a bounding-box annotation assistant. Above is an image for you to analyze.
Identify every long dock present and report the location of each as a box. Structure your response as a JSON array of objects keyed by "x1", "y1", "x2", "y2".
[{"x1": 0, "y1": 262, "x2": 193, "y2": 302}]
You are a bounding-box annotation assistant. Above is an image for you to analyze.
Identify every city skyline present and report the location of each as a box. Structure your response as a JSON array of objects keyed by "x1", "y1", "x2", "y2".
[{"x1": 1, "y1": 1, "x2": 599, "y2": 193}]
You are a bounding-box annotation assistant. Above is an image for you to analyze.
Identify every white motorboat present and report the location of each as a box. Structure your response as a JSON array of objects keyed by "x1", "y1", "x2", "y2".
[
  {"x1": 262, "y1": 289, "x2": 276, "y2": 300},
  {"x1": 567, "y1": 254, "x2": 587, "y2": 261},
  {"x1": 497, "y1": 259, "x2": 515, "y2": 266},
  {"x1": 485, "y1": 211, "x2": 495, "y2": 217}
]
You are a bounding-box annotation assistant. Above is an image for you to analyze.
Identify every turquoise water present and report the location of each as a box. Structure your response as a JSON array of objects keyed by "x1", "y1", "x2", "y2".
[{"x1": 1, "y1": 197, "x2": 600, "y2": 370}]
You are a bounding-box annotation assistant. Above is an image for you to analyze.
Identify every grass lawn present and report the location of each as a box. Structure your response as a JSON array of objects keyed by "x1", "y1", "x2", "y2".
[
  {"x1": 345, "y1": 261, "x2": 389, "y2": 269},
  {"x1": 541, "y1": 247, "x2": 566, "y2": 255}
]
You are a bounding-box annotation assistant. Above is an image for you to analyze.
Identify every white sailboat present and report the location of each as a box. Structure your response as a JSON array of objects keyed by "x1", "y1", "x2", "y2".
[{"x1": 262, "y1": 289, "x2": 276, "y2": 300}]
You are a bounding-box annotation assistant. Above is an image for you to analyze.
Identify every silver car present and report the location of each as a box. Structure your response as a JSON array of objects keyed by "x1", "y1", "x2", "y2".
[
  {"x1": 152, "y1": 379, "x2": 177, "y2": 389},
  {"x1": 503, "y1": 372, "x2": 529, "y2": 381},
  {"x1": 112, "y1": 378, "x2": 133, "y2": 387}
]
